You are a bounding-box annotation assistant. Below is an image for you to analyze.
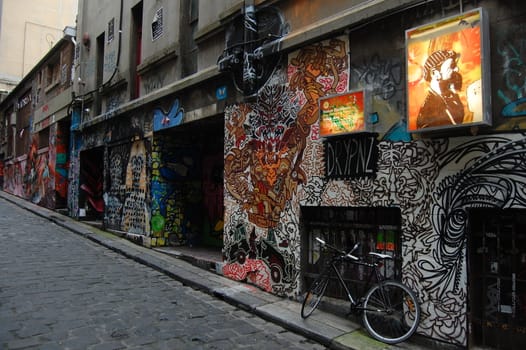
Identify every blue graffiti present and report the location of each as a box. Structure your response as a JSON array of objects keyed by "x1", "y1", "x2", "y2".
[
  {"x1": 497, "y1": 39, "x2": 526, "y2": 117},
  {"x1": 501, "y1": 97, "x2": 526, "y2": 117},
  {"x1": 153, "y1": 99, "x2": 184, "y2": 131},
  {"x1": 383, "y1": 119, "x2": 412, "y2": 142}
]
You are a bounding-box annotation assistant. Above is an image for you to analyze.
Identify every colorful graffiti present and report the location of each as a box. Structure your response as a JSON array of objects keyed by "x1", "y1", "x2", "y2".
[
  {"x1": 223, "y1": 27, "x2": 526, "y2": 345},
  {"x1": 150, "y1": 135, "x2": 205, "y2": 247},
  {"x1": 153, "y1": 99, "x2": 184, "y2": 132},
  {"x1": 223, "y1": 37, "x2": 349, "y2": 295},
  {"x1": 53, "y1": 124, "x2": 69, "y2": 206}
]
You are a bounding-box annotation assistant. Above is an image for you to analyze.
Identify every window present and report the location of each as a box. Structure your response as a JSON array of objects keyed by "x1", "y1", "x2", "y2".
[
  {"x1": 151, "y1": 7, "x2": 163, "y2": 41},
  {"x1": 189, "y1": 0, "x2": 198, "y2": 23},
  {"x1": 39, "y1": 127, "x2": 50, "y2": 149},
  {"x1": 108, "y1": 18, "x2": 115, "y2": 43},
  {"x1": 46, "y1": 59, "x2": 60, "y2": 88}
]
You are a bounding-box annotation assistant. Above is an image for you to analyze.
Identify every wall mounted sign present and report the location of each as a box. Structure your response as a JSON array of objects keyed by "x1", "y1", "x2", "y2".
[
  {"x1": 406, "y1": 8, "x2": 490, "y2": 132},
  {"x1": 318, "y1": 90, "x2": 369, "y2": 137},
  {"x1": 216, "y1": 86, "x2": 227, "y2": 101},
  {"x1": 324, "y1": 133, "x2": 378, "y2": 179}
]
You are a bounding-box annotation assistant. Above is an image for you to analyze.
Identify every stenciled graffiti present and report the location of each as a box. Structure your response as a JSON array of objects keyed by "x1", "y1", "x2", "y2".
[
  {"x1": 106, "y1": 143, "x2": 129, "y2": 229},
  {"x1": 121, "y1": 140, "x2": 149, "y2": 234},
  {"x1": 218, "y1": 6, "x2": 287, "y2": 96}
]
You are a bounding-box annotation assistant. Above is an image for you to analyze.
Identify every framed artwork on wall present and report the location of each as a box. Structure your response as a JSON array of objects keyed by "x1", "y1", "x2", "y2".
[
  {"x1": 406, "y1": 8, "x2": 490, "y2": 133},
  {"x1": 318, "y1": 89, "x2": 370, "y2": 137}
]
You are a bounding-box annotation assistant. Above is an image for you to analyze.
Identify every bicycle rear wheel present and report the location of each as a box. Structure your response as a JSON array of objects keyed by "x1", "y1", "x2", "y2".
[
  {"x1": 301, "y1": 273, "x2": 329, "y2": 318},
  {"x1": 362, "y1": 280, "x2": 420, "y2": 344}
]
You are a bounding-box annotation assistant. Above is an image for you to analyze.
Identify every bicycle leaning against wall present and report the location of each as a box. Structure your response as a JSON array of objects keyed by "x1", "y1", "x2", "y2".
[{"x1": 301, "y1": 237, "x2": 421, "y2": 344}]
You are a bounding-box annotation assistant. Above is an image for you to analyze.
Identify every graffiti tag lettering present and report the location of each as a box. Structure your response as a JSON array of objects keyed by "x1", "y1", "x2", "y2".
[{"x1": 324, "y1": 135, "x2": 378, "y2": 178}]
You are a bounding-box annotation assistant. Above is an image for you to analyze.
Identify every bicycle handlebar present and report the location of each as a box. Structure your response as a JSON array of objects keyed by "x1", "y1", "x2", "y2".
[
  {"x1": 315, "y1": 237, "x2": 393, "y2": 262},
  {"x1": 315, "y1": 237, "x2": 360, "y2": 261}
]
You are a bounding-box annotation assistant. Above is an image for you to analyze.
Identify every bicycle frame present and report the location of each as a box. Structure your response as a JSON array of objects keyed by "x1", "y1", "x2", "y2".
[
  {"x1": 303, "y1": 238, "x2": 421, "y2": 344},
  {"x1": 323, "y1": 253, "x2": 386, "y2": 311}
]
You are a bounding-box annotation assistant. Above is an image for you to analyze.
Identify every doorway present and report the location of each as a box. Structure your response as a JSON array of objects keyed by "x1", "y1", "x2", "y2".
[
  {"x1": 79, "y1": 147, "x2": 104, "y2": 220},
  {"x1": 469, "y1": 209, "x2": 526, "y2": 349},
  {"x1": 151, "y1": 116, "x2": 224, "y2": 251}
]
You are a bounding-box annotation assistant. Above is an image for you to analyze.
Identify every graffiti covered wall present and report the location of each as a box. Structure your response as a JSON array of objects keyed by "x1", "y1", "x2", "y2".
[
  {"x1": 4, "y1": 124, "x2": 59, "y2": 209},
  {"x1": 151, "y1": 135, "x2": 201, "y2": 247},
  {"x1": 68, "y1": 111, "x2": 151, "y2": 237},
  {"x1": 223, "y1": 28, "x2": 526, "y2": 346},
  {"x1": 223, "y1": 36, "x2": 350, "y2": 295}
]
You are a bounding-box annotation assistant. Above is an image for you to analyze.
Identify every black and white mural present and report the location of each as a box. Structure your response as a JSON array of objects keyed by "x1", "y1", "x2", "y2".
[{"x1": 299, "y1": 132, "x2": 526, "y2": 345}]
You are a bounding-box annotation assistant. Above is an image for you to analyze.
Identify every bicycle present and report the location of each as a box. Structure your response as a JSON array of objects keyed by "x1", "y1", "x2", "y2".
[{"x1": 301, "y1": 237, "x2": 421, "y2": 344}]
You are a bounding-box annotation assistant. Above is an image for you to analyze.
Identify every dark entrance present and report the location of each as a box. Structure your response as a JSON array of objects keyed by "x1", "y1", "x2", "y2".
[
  {"x1": 152, "y1": 116, "x2": 224, "y2": 251},
  {"x1": 469, "y1": 209, "x2": 526, "y2": 349},
  {"x1": 79, "y1": 147, "x2": 104, "y2": 220}
]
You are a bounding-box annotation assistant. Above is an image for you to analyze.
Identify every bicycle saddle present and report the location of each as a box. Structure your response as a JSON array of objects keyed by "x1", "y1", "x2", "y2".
[{"x1": 368, "y1": 252, "x2": 393, "y2": 260}]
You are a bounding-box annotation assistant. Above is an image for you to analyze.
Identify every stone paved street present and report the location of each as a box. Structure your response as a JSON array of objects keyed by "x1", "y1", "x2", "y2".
[{"x1": 0, "y1": 198, "x2": 327, "y2": 349}]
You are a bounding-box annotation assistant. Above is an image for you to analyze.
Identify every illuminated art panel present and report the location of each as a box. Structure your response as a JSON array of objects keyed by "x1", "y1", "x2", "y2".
[
  {"x1": 406, "y1": 8, "x2": 490, "y2": 132},
  {"x1": 318, "y1": 90, "x2": 369, "y2": 137}
]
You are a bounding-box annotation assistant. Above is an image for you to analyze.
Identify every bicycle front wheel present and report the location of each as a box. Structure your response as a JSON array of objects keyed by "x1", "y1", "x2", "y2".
[
  {"x1": 362, "y1": 280, "x2": 420, "y2": 344},
  {"x1": 301, "y1": 273, "x2": 329, "y2": 319}
]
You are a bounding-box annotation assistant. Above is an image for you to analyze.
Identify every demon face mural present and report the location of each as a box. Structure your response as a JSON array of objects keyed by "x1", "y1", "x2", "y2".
[{"x1": 223, "y1": 37, "x2": 350, "y2": 295}]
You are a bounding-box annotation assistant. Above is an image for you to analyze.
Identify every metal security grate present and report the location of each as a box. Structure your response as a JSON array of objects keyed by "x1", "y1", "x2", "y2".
[{"x1": 301, "y1": 206, "x2": 402, "y2": 299}]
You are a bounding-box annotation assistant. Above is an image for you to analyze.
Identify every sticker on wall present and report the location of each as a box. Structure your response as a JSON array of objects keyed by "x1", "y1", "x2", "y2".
[{"x1": 406, "y1": 8, "x2": 491, "y2": 132}]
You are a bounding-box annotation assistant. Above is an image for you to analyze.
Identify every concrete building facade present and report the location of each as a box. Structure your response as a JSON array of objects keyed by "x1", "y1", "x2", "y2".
[
  {"x1": 2, "y1": 0, "x2": 526, "y2": 348},
  {"x1": 0, "y1": 0, "x2": 78, "y2": 94}
]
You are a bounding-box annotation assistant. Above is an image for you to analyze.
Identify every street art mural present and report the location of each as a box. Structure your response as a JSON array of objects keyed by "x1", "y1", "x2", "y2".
[
  {"x1": 3, "y1": 159, "x2": 26, "y2": 198},
  {"x1": 3, "y1": 124, "x2": 67, "y2": 209},
  {"x1": 223, "y1": 28, "x2": 526, "y2": 345},
  {"x1": 223, "y1": 36, "x2": 350, "y2": 295},
  {"x1": 299, "y1": 132, "x2": 526, "y2": 346},
  {"x1": 25, "y1": 135, "x2": 53, "y2": 207},
  {"x1": 121, "y1": 140, "x2": 150, "y2": 234},
  {"x1": 153, "y1": 99, "x2": 184, "y2": 132},
  {"x1": 54, "y1": 124, "x2": 69, "y2": 207},
  {"x1": 151, "y1": 135, "x2": 201, "y2": 247},
  {"x1": 68, "y1": 112, "x2": 151, "y2": 237},
  {"x1": 104, "y1": 138, "x2": 151, "y2": 236}
]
